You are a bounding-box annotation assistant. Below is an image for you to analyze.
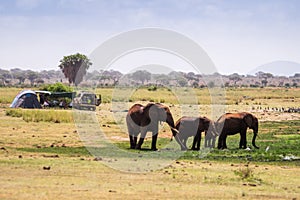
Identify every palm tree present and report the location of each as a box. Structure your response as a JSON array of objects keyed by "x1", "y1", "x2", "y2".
[{"x1": 58, "y1": 53, "x2": 92, "y2": 86}]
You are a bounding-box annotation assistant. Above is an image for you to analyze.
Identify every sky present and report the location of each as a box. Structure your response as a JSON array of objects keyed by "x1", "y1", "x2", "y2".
[{"x1": 0, "y1": 0, "x2": 300, "y2": 75}]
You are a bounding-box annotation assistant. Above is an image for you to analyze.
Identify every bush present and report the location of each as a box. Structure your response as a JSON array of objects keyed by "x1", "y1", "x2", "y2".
[
  {"x1": 40, "y1": 82, "x2": 73, "y2": 93},
  {"x1": 147, "y1": 85, "x2": 157, "y2": 91}
]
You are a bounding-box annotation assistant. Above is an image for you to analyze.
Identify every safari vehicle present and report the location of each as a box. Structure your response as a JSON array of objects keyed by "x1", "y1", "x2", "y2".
[
  {"x1": 72, "y1": 91, "x2": 101, "y2": 111},
  {"x1": 35, "y1": 90, "x2": 101, "y2": 110}
]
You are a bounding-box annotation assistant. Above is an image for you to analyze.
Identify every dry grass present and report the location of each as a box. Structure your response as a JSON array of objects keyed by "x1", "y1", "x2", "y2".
[
  {"x1": 0, "y1": 154, "x2": 299, "y2": 199},
  {"x1": 1, "y1": 87, "x2": 300, "y2": 199}
]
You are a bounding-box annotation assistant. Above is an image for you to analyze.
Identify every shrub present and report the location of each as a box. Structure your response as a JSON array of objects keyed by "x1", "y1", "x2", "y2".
[
  {"x1": 40, "y1": 82, "x2": 73, "y2": 93},
  {"x1": 147, "y1": 85, "x2": 157, "y2": 91},
  {"x1": 234, "y1": 165, "x2": 254, "y2": 180}
]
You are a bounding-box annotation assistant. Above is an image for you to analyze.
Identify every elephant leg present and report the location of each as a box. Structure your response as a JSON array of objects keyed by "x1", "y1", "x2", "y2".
[
  {"x1": 129, "y1": 135, "x2": 135, "y2": 149},
  {"x1": 136, "y1": 129, "x2": 147, "y2": 150},
  {"x1": 196, "y1": 133, "x2": 201, "y2": 150},
  {"x1": 191, "y1": 133, "x2": 201, "y2": 150},
  {"x1": 211, "y1": 136, "x2": 216, "y2": 148},
  {"x1": 191, "y1": 136, "x2": 197, "y2": 150},
  {"x1": 239, "y1": 130, "x2": 247, "y2": 149},
  {"x1": 128, "y1": 129, "x2": 137, "y2": 149},
  {"x1": 183, "y1": 138, "x2": 188, "y2": 150},
  {"x1": 223, "y1": 135, "x2": 228, "y2": 149},
  {"x1": 205, "y1": 132, "x2": 213, "y2": 148},
  {"x1": 217, "y1": 133, "x2": 224, "y2": 149},
  {"x1": 151, "y1": 132, "x2": 158, "y2": 151},
  {"x1": 217, "y1": 137, "x2": 222, "y2": 149},
  {"x1": 133, "y1": 136, "x2": 137, "y2": 147},
  {"x1": 204, "y1": 133, "x2": 209, "y2": 148},
  {"x1": 197, "y1": 138, "x2": 201, "y2": 150}
]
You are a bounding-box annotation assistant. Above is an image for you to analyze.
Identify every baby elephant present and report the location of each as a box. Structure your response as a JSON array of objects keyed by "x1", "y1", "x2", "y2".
[{"x1": 175, "y1": 116, "x2": 217, "y2": 150}]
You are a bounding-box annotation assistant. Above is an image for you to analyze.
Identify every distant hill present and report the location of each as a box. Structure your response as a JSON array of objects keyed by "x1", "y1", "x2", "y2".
[{"x1": 249, "y1": 60, "x2": 300, "y2": 76}]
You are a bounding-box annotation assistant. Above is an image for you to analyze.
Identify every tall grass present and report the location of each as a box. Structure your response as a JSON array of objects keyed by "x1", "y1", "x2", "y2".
[
  {"x1": 0, "y1": 88, "x2": 22, "y2": 104},
  {"x1": 6, "y1": 108, "x2": 74, "y2": 123}
]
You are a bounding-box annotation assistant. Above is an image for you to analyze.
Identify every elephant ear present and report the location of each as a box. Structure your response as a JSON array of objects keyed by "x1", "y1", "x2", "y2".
[
  {"x1": 148, "y1": 104, "x2": 158, "y2": 119},
  {"x1": 243, "y1": 113, "x2": 253, "y2": 128}
]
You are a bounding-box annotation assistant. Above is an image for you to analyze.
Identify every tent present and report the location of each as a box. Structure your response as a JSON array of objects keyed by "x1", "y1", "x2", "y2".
[{"x1": 10, "y1": 90, "x2": 42, "y2": 108}]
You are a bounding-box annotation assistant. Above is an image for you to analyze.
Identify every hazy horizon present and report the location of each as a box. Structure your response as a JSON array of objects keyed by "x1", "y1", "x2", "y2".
[{"x1": 1, "y1": 59, "x2": 299, "y2": 77}]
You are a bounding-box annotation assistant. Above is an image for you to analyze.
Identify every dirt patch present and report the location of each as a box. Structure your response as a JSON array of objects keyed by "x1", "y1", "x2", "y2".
[{"x1": 253, "y1": 111, "x2": 300, "y2": 122}]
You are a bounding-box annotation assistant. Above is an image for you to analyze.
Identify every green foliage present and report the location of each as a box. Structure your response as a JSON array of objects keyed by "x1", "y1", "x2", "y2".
[
  {"x1": 130, "y1": 70, "x2": 151, "y2": 84},
  {"x1": 40, "y1": 82, "x2": 73, "y2": 92},
  {"x1": 147, "y1": 85, "x2": 157, "y2": 91},
  {"x1": 59, "y1": 53, "x2": 92, "y2": 86}
]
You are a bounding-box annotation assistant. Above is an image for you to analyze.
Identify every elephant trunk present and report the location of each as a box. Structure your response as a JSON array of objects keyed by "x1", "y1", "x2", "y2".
[
  {"x1": 166, "y1": 113, "x2": 177, "y2": 137},
  {"x1": 252, "y1": 131, "x2": 259, "y2": 149},
  {"x1": 166, "y1": 114, "x2": 186, "y2": 150}
]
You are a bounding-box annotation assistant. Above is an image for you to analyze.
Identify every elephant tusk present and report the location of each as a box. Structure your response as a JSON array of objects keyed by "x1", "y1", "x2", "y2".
[{"x1": 170, "y1": 127, "x2": 179, "y2": 134}]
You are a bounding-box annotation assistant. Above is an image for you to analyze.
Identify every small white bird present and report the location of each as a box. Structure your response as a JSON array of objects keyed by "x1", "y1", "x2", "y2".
[{"x1": 265, "y1": 146, "x2": 270, "y2": 152}]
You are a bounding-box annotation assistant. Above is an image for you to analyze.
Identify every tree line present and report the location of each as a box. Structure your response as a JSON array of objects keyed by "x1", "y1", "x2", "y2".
[{"x1": 1, "y1": 53, "x2": 299, "y2": 88}]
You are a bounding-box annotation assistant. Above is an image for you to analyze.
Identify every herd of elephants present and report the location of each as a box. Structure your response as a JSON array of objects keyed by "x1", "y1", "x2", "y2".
[{"x1": 126, "y1": 102, "x2": 259, "y2": 151}]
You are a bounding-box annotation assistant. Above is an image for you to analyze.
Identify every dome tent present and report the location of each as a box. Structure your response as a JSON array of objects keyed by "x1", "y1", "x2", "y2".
[{"x1": 10, "y1": 90, "x2": 42, "y2": 109}]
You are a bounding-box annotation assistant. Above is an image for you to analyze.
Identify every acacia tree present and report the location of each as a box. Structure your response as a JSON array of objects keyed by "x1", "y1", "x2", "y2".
[
  {"x1": 26, "y1": 70, "x2": 39, "y2": 86},
  {"x1": 131, "y1": 70, "x2": 151, "y2": 85},
  {"x1": 58, "y1": 53, "x2": 92, "y2": 86},
  {"x1": 229, "y1": 73, "x2": 242, "y2": 87},
  {"x1": 256, "y1": 71, "x2": 273, "y2": 87}
]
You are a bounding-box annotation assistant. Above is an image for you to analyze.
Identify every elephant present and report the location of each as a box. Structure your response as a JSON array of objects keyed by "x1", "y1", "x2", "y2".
[
  {"x1": 126, "y1": 103, "x2": 181, "y2": 151},
  {"x1": 216, "y1": 112, "x2": 259, "y2": 149},
  {"x1": 174, "y1": 116, "x2": 217, "y2": 150}
]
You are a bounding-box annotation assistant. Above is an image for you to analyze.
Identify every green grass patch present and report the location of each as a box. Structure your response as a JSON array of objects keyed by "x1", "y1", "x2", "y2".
[
  {"x1": 112, "y1": 120, "x2": 300, "y2": 165},
  {"x1": 17, "y1": 146, "x2": 90, "y2": 156}
]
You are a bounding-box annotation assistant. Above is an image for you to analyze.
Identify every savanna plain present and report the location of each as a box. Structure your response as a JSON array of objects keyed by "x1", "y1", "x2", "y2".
[{"x1": 0, "y1": 87, "x2": 300, "y2": 199}]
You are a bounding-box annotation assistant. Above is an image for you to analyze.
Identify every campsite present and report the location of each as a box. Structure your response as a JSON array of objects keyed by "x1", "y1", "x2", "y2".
[{"x1": 0, "y1": 86, "x2": 300, "y2": 199}]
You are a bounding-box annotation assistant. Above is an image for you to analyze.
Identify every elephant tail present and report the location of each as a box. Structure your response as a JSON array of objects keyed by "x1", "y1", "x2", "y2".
[{"x1": 252, "y1": 132, "x2": 259, "y2": 149}]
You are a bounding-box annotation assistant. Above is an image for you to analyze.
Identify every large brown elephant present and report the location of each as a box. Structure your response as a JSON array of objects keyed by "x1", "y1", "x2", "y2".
[
  {"x1": 216, "y1": 112, "x2": 259, "y2": 149},
  {"x1": 174, "y1": 116, "x2": 217, "y2": 150},
  {"x1": 126, "y1": 103, "x2": 181, "y2": 151}
]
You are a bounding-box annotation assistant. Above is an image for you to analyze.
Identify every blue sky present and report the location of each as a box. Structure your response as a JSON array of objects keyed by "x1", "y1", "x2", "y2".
[{"x1": 0, "y1": 0, "x2": 300, "y2": 75}]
